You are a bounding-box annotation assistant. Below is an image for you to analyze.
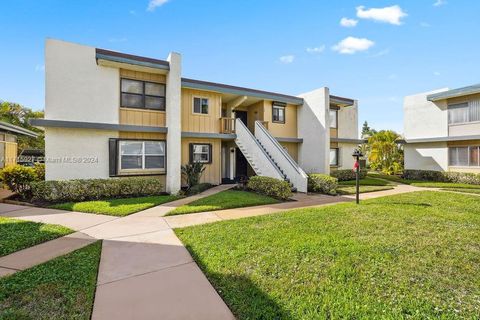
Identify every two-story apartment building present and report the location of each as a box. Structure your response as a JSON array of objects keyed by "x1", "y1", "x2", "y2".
[
  {"x1": 404, "y1": 83, "x2": 480, "y2": 173},
  {"x1": 32, "y1": 39, "x2": 361, "y2": 193}
]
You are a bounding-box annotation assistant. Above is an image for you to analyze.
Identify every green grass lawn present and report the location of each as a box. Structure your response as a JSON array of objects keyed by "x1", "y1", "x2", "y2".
[
  {"x1": 336, "y1": 185, "x2": 394, "y2": 195},
  {"x1": 0, "y1": 217, "x2": 72, "y2": 257},
  {"x1": 339, "y1": 177, "x2": 392, "y2": 186},
  {"x1": 367, "y1": 172, "x2": 480, "y2": 189},
  {"x1": 176, "y1": 191, "x2": 480, "y2": 319},
  {"x1": 167, "y1": 190, "x2": 280, "y2": 216},
  {"x1": 0, "y1": 241, "x2": 101, "y2": 319},
  {"x1": 442, "y1": 188, "x2": 480, "y2": 195},
  {"x1": 50, "y1": 195, "x2": 181, "y2": 217}
]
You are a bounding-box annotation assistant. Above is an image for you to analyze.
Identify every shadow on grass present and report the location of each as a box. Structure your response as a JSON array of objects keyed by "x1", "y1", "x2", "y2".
[
  {"x1": 185, "y1": 245, "x2": 293, "y2": 319},
  {"x1": 362, "y1": 202, "x2": 432, "y2": 208}
]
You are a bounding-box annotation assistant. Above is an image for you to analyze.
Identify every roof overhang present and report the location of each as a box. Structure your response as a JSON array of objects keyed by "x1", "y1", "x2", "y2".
[
  {"x1": 181, "y1": 78, "x2": 304, "y2": 105},
  {"x1": 0, "y1": 121, "x2": 38, "y2": 138},
  {"x1": 95, "y1": 48, "x2": 170, "y2": 74},
  {"x1": 30, "y1": 119, "x2": 168, "y2": 133},
  {"x1": 405, "y1": 134, "x2": 480, "y2": 144},
  {"x1": 330, "y1": 95, "x2": 355, "y2": 107},
  {"x1": 427, "y1": 84, "x2": 480, "y2": 102},
  {"x1": 331, "y1": 138, "x2": 365, "y2": 144}
]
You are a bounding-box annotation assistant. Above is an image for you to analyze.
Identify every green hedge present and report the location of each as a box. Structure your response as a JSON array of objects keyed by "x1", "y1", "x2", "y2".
[
  {"x1": 307, "y1": 174, "x2": 338, "y2": 195},
  {"x1": 330, "y1": 169, "x2": 368, "y2": 181},
  {"x1": 30, "y1": 177, "x2": 164, "y2": 203},
  {"x1": 247, "y1": 176, "x2": 292, "y2": 200},
  {"x1": 0, "y1": 165, "x2": 42, "y2": 198},
  {"x1": 403, "y1": 169, "x2": 480, "y2": 185}
]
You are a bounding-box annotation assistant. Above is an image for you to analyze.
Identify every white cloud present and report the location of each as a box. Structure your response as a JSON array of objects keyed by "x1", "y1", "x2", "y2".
[
  {"x1": 356, "y1": 5, "x2": 407, "y2": 25},
  {"x1": 279, "y1": 55, "x2": 295, "y2": 64},
  {"x1": 434, "y1": 71, "x2": 441, "y2": 76},
  {"x1": 340, "y1": 17, "x2": 358, "y2": 27},
  {"x1": 35, "y1": 64, "x2": 45, "y2": 72},
  {"x1": 306, "y1": 45, "x2": 325, "y2": 54},
  {"x1": 332, "y1": 37, "x2": 374, "y2": 54},
  {"x1": 420, "y1": 22, "x2": 431, "y2": 27},
  {"x1": 147, "y1": 0, "x2": 169, "y2": 11},
  {"x1": 433, "y1": 0, "x2": 447, "y2": 7}
]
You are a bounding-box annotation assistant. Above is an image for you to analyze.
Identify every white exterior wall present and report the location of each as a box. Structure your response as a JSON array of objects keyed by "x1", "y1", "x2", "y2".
[
  {"x1": 298, "y1": 88, "x2": 330, "y2": 174},
  {"x1": 165, "y1": 52, "x2": 182, "y2": 194},
  {"x1": 404, "y1": 142, "x2": 448, "y2": 171},
  {"x1": 338, "y1": 143, "x2": 356, "y2": 170},
  {"x1": 403, "y1": 89, "x2": 449, "y2": 140},
  {"x1": 338, "y1": 100, "x2": 358, "y2": 139},
  {"x1": 45, "y1": 39, "x2": 119, "y2": 123},
  {"x1": 403, "y1": 89, "x2": 449, "y2": 172},
  {"x1": 45, "y1": 128, "x2": 118, "y2": 180}
]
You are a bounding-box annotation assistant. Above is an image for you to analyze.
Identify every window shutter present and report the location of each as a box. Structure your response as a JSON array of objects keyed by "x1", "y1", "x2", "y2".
[
  {"x1": 109, "y1": 138, "x2": 118, "y2": 177},
  {"x1": 208, "y1": 143, "x2": 213, "y2": 164},
  {"x1": 189, "y1": 143, "x2": 194, "y2": 163}
]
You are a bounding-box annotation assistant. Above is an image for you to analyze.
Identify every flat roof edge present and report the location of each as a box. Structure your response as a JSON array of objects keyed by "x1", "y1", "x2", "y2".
[{"x1": 427, "y1": 84, "x2": 480, "y2": 101}]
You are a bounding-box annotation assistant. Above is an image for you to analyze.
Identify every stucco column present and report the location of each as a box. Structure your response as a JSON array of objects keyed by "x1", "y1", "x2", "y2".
[
  {"x1": 297, "y1": 87, "x2": 330, "y2": 174},
  {"x1": 165, "y1": 52, "x2": 182, "y2": 194}
]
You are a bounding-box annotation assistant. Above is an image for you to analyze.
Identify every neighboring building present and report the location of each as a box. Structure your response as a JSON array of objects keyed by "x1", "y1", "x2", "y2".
[
  {"x1": 31, "y1": 39, "x2": 361, "y2": 193},
  {"x1": 404, "y1": 84, "x2": 480, "y2": 173},
  {"x1": 0, "y1": 121, "x2": 38, "y2": 168}
]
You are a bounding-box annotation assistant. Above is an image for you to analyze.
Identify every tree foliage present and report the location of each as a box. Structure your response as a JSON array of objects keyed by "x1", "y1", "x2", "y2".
[
  {"x1": 367, "y1": 130, "x2": 403, "y2": 175},
  {"x1": 0, "y1": 101, "x2": 44, "y2": 151},
  {"x1": 361, "y1": 121, "x2": 377, "y2": 139}
]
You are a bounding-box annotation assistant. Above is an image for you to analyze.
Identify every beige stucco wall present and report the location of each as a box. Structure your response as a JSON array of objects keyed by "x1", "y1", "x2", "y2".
[
  {"x1": 337, "y1": 101, "x2": 358, "y2": 140},
  {"x1": 181, "y1": 88, "x2": 222, "y2": 133},
  {"x1": 181, "y1": 138, "x2": 221, "y2": 185},
  {"x1": 45, "y1": 39, "x2": 120, "y2": 123}
]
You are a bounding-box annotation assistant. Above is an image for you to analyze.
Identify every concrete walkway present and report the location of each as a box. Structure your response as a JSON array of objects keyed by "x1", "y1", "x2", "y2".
[{"x1": 0, "y1": 183, "x2": 440, "y2": 319}]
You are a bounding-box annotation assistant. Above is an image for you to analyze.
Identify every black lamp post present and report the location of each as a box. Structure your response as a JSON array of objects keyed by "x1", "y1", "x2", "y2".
[{"x1": 352, "y1": 148, "x2": 364, "y2": 204}]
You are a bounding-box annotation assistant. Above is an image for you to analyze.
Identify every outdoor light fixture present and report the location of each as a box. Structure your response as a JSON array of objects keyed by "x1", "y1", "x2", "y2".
[{"x1": 352, "y1": 148, "x2": 364, "y2": 204}]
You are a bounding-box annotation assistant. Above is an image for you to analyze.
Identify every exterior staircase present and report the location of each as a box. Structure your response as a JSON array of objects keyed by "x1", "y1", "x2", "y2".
[{"x1": 234, "y1": 118, "x2": 308, "y2": 192}]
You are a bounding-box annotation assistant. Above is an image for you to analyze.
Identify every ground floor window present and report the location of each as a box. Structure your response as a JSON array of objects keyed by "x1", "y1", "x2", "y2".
[
  {"x1": 330, "y1": 148, "x2": 339, "y2": 166},
  {"x1": 119, "y1": 140, "x2": 165, "y2": 171},
  {"x1": 190, "y1": 143, "x2": 212, "y2": 164},
  {"x1": 449, "y1": 146, "x2": 480, "y2": 167}
]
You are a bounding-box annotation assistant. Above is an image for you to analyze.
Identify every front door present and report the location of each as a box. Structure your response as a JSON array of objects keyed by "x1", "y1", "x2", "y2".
[
  {"x1": 234, "y1": 110, "x2": 248, "y2": 126},
  {"x1": 234, "y1": 111, "x2": 249, "y2": 180}
]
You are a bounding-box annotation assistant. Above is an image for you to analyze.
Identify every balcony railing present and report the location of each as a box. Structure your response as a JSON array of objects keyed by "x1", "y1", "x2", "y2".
[{"x1": 220, "y1": 117, "x2": 236, "y2": 134}]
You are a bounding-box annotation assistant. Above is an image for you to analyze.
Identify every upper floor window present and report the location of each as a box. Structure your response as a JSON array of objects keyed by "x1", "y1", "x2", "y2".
[
  {"x1": 121, "y1": 78, "x2": 166, "y2": 111},
  {"x1": 448, "y1": 101, "x2": 480, "y2": 124},
  {"x1": 119, "y1": 140, "x2": 166, "y2": 172},
  {"x1": 329, "y1": 109, "x2": 338, "y2": 129},
  {"x1": 449, "y1": 146, "x2": 480, "y2": 167},
  {"x1": 272, "y1": 102, "x2": 286, "y2": 123},
  {"x1": 193, "y1": 97, "x2": 209, "y2": 114}
]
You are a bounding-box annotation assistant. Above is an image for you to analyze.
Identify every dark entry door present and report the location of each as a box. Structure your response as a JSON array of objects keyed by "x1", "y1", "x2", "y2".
[
  {"x1": 234, "y1": 111, "x2": 249, "y2": 179},
  {"x1": 235, "y1": 148, "x2": 248, "y2": 179},
  {"x1": 234, "y1": 111, "x2": 248, "y2": 126}
]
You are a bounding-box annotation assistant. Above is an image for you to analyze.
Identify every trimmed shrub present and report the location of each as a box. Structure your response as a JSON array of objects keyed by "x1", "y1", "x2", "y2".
[
  {"x1": 30, "y1": 177, "x2": 164, "y2": 203},
  {"x1": 330, "y1": 169, "x2": 368, "y2": 181},
  {"x1": 247, "y1": 176, "x2": 292, "y2": 200},
  {"x1": 403, "y1": 169, "x2": 480, "y2": 185},
  {"x1": 181, "y1": 162, "x2": 205, "y2": 189},
  {"x1": 186, "y1": 183, "x2": 213, "y2": 196},
  {"x1": 0, "y1": 165, "x2": 38, "y2": 197},
  {"x1": 33, "y1": 163, "x2": 45, "y2": 181},
  {"x1": 308, "y1": 174, "x2": 338, "y2": 195}
]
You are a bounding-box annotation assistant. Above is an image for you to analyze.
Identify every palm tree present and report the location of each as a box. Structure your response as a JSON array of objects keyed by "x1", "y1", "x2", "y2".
[{"x1": 368, "y1": 130, "x2": 403, "y2": 175}]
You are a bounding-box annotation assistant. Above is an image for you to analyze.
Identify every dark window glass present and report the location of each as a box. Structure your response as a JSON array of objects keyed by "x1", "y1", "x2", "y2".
[
  {"x1": 193, "y1": 97, "x2": 208, "y2": 114},
  {"x1": 121, "y1": 79, "x2": 165, "y2": 110},
  {"x1": 121, "y1": 155, "x2": 142, "y2": 169},
  {"x1": 121, "y1": 79, "x2": 143, "y2": 94},
  {"x1": 145, "y1": 156, "x2": 165, "y2": 169},
  {"x1": 192, "y1": 144, "x2": 210, "y2": 163}
]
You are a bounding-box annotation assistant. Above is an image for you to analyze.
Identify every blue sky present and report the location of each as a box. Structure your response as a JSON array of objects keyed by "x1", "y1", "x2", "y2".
[{"x1": 1, "y1": 0, "x2": 479, "y2": 134}]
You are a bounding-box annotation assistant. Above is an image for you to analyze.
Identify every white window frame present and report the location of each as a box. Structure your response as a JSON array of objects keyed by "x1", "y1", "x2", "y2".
[
  {"x1": 193, "y1": 97, "x2": 209, "y2": 115},
  {"x1": 191, "y1": 143, "x2": 211, "y2": 164},
  {"x1": 272, "y1": 103, "x2": 286, "y2": 123},
  {"x1": 118, "y1": 140, "x2": 166, "y2": 174}
]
